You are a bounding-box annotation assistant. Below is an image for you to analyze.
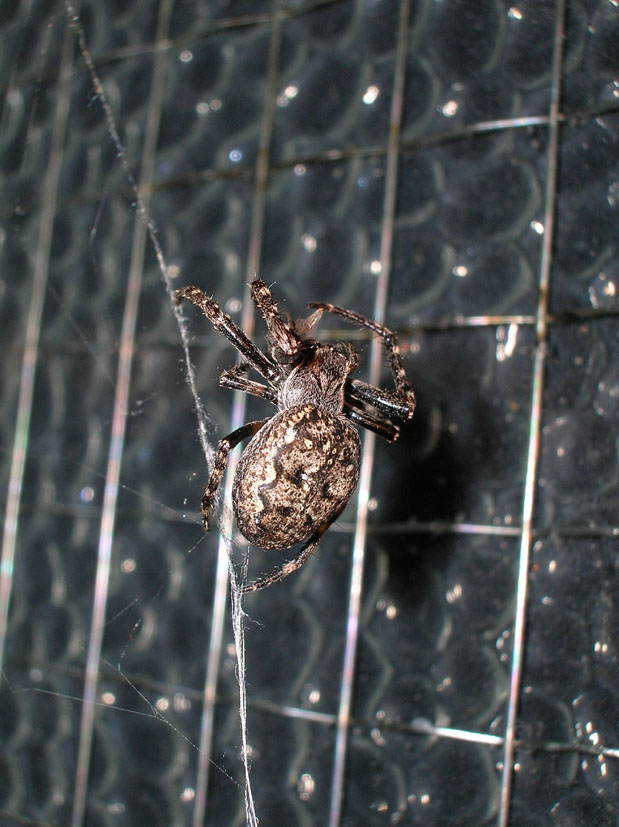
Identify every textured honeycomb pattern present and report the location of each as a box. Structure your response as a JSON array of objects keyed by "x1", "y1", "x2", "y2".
[{"x1": 0, "y1": 0, "x2": 617, "y2": 825}]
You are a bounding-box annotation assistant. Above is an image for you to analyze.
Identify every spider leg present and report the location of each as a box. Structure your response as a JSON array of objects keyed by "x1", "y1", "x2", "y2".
[
  {"x1": 201, "y1": 419, "x2": 269, "y2": 530},
  {"x1": 346, "y1": 404, "x2": 400, "y2": 442},
  {"x1": 219, "y1": 363, "x2": 278, "y2": 405},
  {"x1": 348, "y1": 379, "x2": 412, "y2": 422},
  {"x1": 250, "y1": 279, "x2": 305, "y2": 358},
  {"x1": 308, "y1": 301, "x2": 416, "y2": 419},
  {"x1": 240, "y1": 521, "x2": 331, "y2": 594},
  {"x1": 176, "y1": 286, "x2": 278, "y2": 381}
]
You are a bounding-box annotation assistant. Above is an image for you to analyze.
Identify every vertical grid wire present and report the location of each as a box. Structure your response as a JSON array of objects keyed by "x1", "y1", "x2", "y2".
[
  {"x1": 70, "y1": 2, "x2": 174, "y2": 823},
  {"x1": 328, "y1": 1, "x2": 412, "y2": 823},
  {"x1": 498, "y1": 0, "x2": 567, "y2": 824},
  {"x1": 0, "y1": 12, "x2": 75, "y2": 675},
  {"x1": 191, "y1": 6, "x2": 284, "y2": 824}
]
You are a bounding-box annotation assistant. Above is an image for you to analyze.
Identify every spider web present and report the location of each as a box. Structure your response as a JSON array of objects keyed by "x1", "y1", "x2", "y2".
[
  {"x1": 2, "y1": 4, "x2": 260, "y2": 826},
  {"x1": 64, "y1": 6, "x2": 260, "y2": 825}
]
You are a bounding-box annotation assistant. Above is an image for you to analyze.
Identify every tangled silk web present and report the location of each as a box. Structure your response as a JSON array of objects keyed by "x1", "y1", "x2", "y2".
[{"x1": 65, "y1": 3, "x2": 259, "y2": 824}]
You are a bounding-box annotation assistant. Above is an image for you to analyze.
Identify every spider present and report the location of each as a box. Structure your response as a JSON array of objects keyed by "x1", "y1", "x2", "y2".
[{"x1": 175, "y1": 280, "x2": 416, "y2": 593}]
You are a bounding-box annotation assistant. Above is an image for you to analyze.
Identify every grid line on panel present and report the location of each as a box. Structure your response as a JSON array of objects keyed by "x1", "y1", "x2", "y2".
[
  {"x1": 499, "y1": 1, "x2": 567, "y2": 825},
  {"x1": 70, "y1": 2, "x2": 175, "y2": 824},
  {"x1": 0, "y1": 10, "x2": 75, "y2": 681},
  {"x1": 329, "y1": 1, "x2": 413, "y2": 823},
  {"x1": 233, "y1": 684, "x2": 619, "y2": 760},
  {"x1": 192, "y1": 5, "x2": 285, "y2": 825}
]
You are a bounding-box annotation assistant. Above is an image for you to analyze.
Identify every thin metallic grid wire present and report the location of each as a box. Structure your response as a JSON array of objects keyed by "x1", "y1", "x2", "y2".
[
  {"x1": 192, "y1": 5, "x2": 285, "y2": 824},
  {"x1": 70, "y1": 2, "x2": 175, "y2": 823},
  {"x1": 0, "y1": 11, "x2": 75, "y2": 679},
  {"x1": 499, "y1": 0, "x2": 567, "y2": 824},
  {"x1": 329, "y1": 0, "x2": 412, "y2": 823}
]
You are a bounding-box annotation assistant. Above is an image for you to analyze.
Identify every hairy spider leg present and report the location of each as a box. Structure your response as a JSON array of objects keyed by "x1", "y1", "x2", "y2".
[
  {"x1": 219, "y1": 363, "x2": 278, "y2": 405},
  {"x1": 175, "y1": 286, "x2": 278, "y2": 381},
  {"x1": 250, "y1": 279, "x2": 305, "y2": 357},
  {"x1": 241, "y1": 519, "x2": 333, "y2": 594},
  {"x1": 307, "y1": 301, "x2": 416, "y2": 418},
  {"x1": 347, "y1": 406, "x2": 400, "y2": 442},
  {"x1": 201, "y1": 419, "x2": 269, "y2": 530},
  {"x1": 348, "y1": 379, "x2": 413, "y2": 423}
]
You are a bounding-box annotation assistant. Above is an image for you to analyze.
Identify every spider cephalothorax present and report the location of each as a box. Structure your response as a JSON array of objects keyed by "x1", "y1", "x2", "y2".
[{"x1": 176, "y1": 280, "x2": 415, "y2": 593}]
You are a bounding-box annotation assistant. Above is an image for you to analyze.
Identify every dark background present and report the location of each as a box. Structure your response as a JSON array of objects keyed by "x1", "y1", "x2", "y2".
[{"x1": 0, "y1": 1, "x2": 617, "y2": 825}]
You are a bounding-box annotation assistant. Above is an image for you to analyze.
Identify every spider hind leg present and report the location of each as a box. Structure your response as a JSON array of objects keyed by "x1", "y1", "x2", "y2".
[{"x1": 240, "y1": 521, "x2": 331, "y2": 594}]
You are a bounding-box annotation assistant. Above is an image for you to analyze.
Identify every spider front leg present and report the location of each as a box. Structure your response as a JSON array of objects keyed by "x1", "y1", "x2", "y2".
[
  {"x1": 250, "y1": 280, "x2": 305, "y2": 358},
  {"x1": 201, "y1": 419, "x2": 268, "y2": 530},
  {"x1": 175, "y1": 286, "x2": 278, "y2": 381},
  {"x1": 308, "y1": 301, "x2": 416, "y2": 419}
]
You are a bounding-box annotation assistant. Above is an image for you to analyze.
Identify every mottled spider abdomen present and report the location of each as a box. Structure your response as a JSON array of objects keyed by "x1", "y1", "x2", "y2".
[{"x1": 232, "y1": 404, "x2": 361, "y2": 550}]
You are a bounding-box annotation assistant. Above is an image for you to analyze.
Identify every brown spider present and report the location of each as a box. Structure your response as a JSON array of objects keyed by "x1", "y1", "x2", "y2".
[{"x1": 175, "y1": 280, "x2": 416, "y2": 593}]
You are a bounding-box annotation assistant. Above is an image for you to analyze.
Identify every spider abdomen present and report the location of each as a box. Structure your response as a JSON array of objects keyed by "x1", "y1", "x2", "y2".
[{"x1": 232, "y1": 404, "x2": 361, "y2": 550}]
